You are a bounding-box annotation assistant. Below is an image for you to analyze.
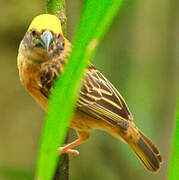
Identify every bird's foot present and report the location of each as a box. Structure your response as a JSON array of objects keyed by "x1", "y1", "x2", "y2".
[{"x1": 58, "y1": 147, "x2": 79, "y2": 155}]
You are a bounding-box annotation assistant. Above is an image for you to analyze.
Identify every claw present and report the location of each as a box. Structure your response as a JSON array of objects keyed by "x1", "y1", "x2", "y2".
[{"x1": 58, "y1": 147, "x2": 79, "y2": 155}]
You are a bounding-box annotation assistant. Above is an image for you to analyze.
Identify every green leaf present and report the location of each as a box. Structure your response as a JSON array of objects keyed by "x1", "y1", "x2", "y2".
[
  {"x1": 36, "y1": 0, "x2": 124, "y2": 180},
  {"x1": 168, "y1": 96, "x2": 179, "y2": 180}
]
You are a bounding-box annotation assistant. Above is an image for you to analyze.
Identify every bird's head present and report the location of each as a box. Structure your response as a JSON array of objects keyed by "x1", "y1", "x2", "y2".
[{"x1": 20, "y1": 14, "x2": 67, "y2": 62}]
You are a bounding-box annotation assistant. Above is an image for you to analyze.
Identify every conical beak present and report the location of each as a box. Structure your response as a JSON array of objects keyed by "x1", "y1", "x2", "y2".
[{"x1": 38, "y1": 30, "x2": 53, "y2": 51}]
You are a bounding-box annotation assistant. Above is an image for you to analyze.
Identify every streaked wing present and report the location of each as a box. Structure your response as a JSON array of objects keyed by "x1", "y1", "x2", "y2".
[
  {"x1": 39, "y1": 61, "x2": 62, "y2": 98},
  {"x1": 78, "y1": 64, "x2": 133, "y2": 129}
]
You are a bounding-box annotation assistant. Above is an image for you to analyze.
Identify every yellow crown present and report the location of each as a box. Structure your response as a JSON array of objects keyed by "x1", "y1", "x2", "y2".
[{"x1": 28, "y1": 14, "x2": 63, "y2": 35}]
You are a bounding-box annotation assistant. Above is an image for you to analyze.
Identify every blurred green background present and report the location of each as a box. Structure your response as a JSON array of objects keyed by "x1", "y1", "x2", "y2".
[{"x1": 0, "y1": 0, "x2": 178, "y2": 180}]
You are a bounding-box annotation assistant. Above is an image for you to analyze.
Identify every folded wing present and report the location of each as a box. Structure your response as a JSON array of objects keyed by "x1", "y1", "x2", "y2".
[{"x1": 78, "y1": 65, "x2": 133, "y2": 129}]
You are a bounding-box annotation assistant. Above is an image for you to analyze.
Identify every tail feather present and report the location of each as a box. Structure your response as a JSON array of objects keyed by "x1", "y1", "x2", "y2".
[
  {"x1": 128, "y1": 129, "x2": 162, "y2": 172},
  {"x1": 138, "y1": 130, "x2": 162, "y2": 163}
]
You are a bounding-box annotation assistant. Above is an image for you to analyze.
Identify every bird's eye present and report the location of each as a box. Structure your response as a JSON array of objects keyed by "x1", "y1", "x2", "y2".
[{"x1": 31, "y1": 29, "x2": 36, "y2": 36}]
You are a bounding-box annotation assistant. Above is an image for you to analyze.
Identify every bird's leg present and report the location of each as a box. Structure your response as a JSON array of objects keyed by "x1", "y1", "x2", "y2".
[
  {"x1": 58, "y1": 131, "x2": 90, "y2": 155},
  {"x1": 59, "y1": 139, "x2": 83, "y2": 155}
]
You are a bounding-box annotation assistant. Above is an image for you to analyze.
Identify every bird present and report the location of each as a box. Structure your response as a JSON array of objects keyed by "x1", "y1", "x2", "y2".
[{"x1": 17, "y1": 14, "x2": 162, "y2": 172}]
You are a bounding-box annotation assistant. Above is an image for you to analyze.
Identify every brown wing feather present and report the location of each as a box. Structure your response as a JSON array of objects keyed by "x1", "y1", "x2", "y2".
[
  {"x1": 39, "y1": 61, "x2": 132, "y2": 129},
  {"x1": 39, "y1": 61, "x2": 62, "y2": 98},
  {"x1": 78, "y1": 65, "x2": 133, "y2": 129}
]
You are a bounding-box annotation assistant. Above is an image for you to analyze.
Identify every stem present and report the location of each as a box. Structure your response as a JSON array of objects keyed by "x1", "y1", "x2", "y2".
[
  {"x1": 45, "y1": 0, "x2": 69, "y2": 179},
  {"x1": 54, "y1": 141, "x2": 69, "y2": 180},
  {"x1": 45, "y1": 0, "x2": 67, "y2": 35}
]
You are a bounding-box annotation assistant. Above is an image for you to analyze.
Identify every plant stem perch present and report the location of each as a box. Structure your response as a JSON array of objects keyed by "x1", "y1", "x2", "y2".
[{"x1": 45, "y1": 0, "x2": 69, "y2": 180}]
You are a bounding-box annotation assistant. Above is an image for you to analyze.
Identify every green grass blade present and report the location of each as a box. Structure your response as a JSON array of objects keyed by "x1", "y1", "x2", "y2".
[
  {"x1": 168, "y1": 96, "x2": 179, "y2": 180},
  {"x1": 36, "y1": 0, "x2": 124, "y2": 180}
]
